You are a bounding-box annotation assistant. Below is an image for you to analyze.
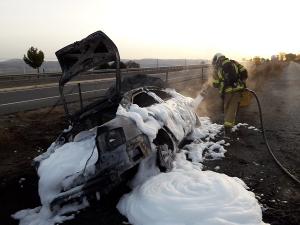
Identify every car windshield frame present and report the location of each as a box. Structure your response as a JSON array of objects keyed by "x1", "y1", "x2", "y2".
[{"x1": 55, "y1": 31, "x2": 121, "y2": 117}]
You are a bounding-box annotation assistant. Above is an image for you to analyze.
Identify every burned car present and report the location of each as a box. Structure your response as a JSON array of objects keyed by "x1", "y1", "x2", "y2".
[{"x1": 33, "y1": 31, "x2": 199, "y2": 211}]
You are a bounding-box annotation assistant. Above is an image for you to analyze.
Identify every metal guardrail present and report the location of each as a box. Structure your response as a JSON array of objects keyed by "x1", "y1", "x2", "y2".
[
  {"x1": 0, "y1": 64, "x2": 210, "y2": 81},
  {"x1": 0, "y1": 73, "x2": 56, "y2": 82},
  {"x1": 0, "y1": 66, "x2": 211, "y2": 115}
]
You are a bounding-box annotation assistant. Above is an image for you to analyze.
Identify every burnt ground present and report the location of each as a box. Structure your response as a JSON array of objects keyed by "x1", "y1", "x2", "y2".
[
  {"x1": 0, "y1": 108, "x2": 67, "y2": 224},
  {"x1": 0, "y1": 63, "x2": 299, "y2": 225}
]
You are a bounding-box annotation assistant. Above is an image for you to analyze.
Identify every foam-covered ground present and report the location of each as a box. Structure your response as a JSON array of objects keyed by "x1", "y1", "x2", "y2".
[
  {"x1": 118, "y1": 170, "x2": 265, "y2": 225},
  {"x1": 116, "y1": 108, "x2": 266, "y2": 225}
]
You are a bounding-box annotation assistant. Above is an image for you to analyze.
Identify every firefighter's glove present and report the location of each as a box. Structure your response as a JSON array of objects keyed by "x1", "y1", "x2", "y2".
[
  {"x1": 212, "y1": 82, "x2": 219, "y2": 88},
  {"x1": 200, "y1": 89, "x2": 208, "y2": 97}
]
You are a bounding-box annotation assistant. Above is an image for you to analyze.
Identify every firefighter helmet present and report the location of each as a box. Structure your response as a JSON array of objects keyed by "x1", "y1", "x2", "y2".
[{"x1": 212, "y1": 53, "x2": 224, "y2": 66}]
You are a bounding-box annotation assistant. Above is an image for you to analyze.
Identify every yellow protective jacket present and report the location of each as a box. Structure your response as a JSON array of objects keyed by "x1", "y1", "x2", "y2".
[{"x1": 212, "y1": 58, "x2": 247, "y2": 94}]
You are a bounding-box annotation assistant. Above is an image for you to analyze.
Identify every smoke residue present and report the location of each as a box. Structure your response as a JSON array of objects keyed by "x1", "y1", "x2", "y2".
[
  {"x1": 242, "y1": 61, "x2": 287, "y2": 91},
  {"x1": 168, "y1": 60, "x2": 287, "y2": 122},
  {"x1": 171, "y1": 66, "x2": 221, "y2": 119}
]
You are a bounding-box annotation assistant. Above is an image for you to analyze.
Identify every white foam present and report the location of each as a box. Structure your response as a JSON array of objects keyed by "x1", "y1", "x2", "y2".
[
  {"x1": 38, "y1": 136, "x2": 98, "y2": 205},
  {"x1": 13, "y1": 135, "x2": 97, "y2": 225},
  {"x1": 117, "y1": 169, "x2": 267, "y2": 225},
  {"x1": 12, "y1": 198, "x2": 89, "y2": 225},
  {"x1": 117, "y1": 89, "x2": 197, "y2": 143},
  {"x1": 117, "y1": 104, "x2": 162, "y2": 142},
  {"x1": 129, "y1": 152, "x2": 160, "y2": 189}
]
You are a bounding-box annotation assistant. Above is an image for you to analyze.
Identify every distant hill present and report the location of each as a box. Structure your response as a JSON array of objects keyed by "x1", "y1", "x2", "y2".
[
  {"x1": 0, "y1": 58, "x2": 209, "y2": 75},
  {"x1": 0, "y1": 59, "x2": 61, "y2": 74}
]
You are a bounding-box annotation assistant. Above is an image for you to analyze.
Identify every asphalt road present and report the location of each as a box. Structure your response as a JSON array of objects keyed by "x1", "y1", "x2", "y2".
[{"x1": 0, "y1": 68, "x2": 208, "y2": 115}]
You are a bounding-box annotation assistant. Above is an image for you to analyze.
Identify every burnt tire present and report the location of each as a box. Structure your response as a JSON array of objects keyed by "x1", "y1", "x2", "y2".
[{"x1": 157, "y1": 144, "x2": 176, "y2": 172}]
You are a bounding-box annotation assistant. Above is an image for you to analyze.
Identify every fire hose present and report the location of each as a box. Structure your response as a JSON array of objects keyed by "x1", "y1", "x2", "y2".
[
  {"x1": 245, "y1": 88, "x2": 300, "y2": 185},
  {"x1": 199, "y1": 87, "x2": 300, "y2": 185}
]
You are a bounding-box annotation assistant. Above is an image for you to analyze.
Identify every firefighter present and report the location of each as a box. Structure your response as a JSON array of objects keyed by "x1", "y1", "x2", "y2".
[{"x1": 211, "y1": 53, "x2": 248, "y2": 137}]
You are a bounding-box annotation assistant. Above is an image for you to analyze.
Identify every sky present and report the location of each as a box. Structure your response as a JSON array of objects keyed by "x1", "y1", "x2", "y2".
[{"x1": 0, "y1": 0, "x2": 299, "y2": 60}]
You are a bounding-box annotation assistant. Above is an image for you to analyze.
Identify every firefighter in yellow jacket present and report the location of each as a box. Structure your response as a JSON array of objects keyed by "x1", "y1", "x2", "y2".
[{"x1": 211, "y1": 53, "x2": 248, "y2": 137}]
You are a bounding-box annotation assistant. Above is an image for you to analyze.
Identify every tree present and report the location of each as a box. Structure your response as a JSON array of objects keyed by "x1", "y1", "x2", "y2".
[
  {"x1": 278, "y1": 52, "x2": 286, "y2": 61},
  {"x1": 253, "y1": 56, "x2": 261, "y2": 65},
  {"x1": 23, "y1": 47, "x2": 44, "y2": 75},
  {"x1": 285, "y1": 53, "x2": 296, "y2": 62},
  {"x1": 126, "y1": 60, "x2": 140, "y2": 68},
  {"x1": 110, "y1": 61, "x2": 127, "y2": 69}
]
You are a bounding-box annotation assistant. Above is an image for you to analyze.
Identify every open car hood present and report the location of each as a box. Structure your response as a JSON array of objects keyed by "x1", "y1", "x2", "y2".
[{"x1": 55, "y1": 31, "x2": 121, "y2": 87}]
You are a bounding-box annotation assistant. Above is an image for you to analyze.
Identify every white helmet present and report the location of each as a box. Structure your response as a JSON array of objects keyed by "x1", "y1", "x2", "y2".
[{"x1": 212, "y1": 53, "x2": 224, "y2": 65}]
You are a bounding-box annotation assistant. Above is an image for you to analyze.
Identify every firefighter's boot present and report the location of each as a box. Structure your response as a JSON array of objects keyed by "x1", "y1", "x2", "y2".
[{"x1": 223, "y1": 126, "x2": 232, "y2": 139}]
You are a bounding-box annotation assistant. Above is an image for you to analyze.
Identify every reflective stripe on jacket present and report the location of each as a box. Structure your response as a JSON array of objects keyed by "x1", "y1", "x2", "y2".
[{"x1": 212, "y1": 58, "x2": 246, "y2": 94}]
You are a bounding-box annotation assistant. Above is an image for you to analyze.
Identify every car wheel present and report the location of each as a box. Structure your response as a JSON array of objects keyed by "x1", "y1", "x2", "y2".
[{"x1": 157, "y1": 144, "x2": 176, "y2": 172}]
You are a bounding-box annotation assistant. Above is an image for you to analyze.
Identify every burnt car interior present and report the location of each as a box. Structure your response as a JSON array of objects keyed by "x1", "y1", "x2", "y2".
[{"x1": 131, "y1": 89, "x2": 172, "y2": 107}]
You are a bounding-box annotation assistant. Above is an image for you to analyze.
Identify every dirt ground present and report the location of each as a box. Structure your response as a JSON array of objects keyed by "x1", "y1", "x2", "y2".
[
  {"x1": 0, "y1": 107, "x2": 67, "y2": 224},
  {"x1": 0, "y1": 62, "x2": 299, "y2": 225}
]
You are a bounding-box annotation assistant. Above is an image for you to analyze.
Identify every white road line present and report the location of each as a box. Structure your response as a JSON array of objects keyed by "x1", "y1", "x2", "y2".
[
  {"x1": 0, "y1": 76, "x2": 201, "y2": 107},
  {"x1": 0, "y1": 78, "x2": 114, "y2": 93},
  {"x1": 0, "y1": 89, "x2": 107, "y2": 107}
]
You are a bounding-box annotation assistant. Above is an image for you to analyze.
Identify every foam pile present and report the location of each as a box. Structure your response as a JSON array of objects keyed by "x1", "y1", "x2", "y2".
[
  {"x1": 117, "y1": 143, "x2": 267, "y2": 225},
  {"x1": 118, "y1": 169, "x2": 266, "y2": 225}
]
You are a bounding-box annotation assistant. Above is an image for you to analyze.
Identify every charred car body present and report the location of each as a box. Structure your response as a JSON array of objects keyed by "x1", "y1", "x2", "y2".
[{"x1": 33, "y1": 31, "x2": 199, "y2": 210}]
